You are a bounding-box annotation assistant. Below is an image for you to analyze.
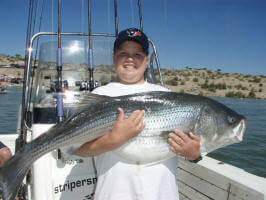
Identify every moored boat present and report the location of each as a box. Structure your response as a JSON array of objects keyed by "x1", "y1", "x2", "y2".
[{"x1": 0, "y1": 84, "x2": 7, "y2": 94}]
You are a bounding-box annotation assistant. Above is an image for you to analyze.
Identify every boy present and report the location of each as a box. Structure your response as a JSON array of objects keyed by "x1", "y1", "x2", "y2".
[{"x1": 77, "y1": 28, "x2": 201, "y2": 200}]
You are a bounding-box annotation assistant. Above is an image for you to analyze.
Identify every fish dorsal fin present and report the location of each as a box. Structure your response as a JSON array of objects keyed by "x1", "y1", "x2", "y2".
[{"x1": 76, "y1": 91, "x2": 112, "y2": 110}]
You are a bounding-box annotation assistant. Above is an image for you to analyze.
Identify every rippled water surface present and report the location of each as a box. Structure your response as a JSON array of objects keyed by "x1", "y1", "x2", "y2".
[
  {"x1": 0, "y1": 86, "x2": 22, "y2": 134},
  {"x1": 209, "y1": 97, "x2": 266, "y2": 178}
]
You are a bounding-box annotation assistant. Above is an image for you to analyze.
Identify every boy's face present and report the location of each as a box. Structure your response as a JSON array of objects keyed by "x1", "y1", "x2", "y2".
[{"x1": 113, "y1": 40, "x2": 149, "y2": 85}]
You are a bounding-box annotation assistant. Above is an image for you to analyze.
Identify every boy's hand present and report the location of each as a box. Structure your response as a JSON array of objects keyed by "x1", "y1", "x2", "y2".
[
  {"x1": 0, "y1": 147, "x2": 12, "y2": 165},
  {"x1": 108, "y1": 107, "x2": 146, "y2": 148},
  {"x1": 168, "y1": 129, "x2": 200, "y2": 160}
]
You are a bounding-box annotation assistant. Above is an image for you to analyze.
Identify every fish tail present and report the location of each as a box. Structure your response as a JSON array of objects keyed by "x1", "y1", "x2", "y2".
[{"x1": 0, "y1": 153, "x2": 30, "y2": 200}]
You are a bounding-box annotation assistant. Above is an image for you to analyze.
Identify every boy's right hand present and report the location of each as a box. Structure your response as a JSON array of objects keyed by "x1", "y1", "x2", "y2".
[
  {"x1": 0, "y1": 146, "x2": 12, "y2": 165},
  {"x1": 108, "y1": 107, "x2": 146, "y2": 149}
]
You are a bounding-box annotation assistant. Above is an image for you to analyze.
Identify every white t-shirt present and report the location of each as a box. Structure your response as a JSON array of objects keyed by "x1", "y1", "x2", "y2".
[{"x1": 92, "y1": 82, "x2": 179, "y2": 200}]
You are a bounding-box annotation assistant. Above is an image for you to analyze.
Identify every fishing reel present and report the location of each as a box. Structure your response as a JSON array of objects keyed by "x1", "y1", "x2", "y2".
[{"x1": 78, "y1": 80, "x2": 99, "y2": 91}]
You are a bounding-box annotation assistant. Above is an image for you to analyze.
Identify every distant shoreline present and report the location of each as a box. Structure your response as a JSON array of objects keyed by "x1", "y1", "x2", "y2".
[{"x1": 1, "y1": 67, "x2": 266, "y2": 100}]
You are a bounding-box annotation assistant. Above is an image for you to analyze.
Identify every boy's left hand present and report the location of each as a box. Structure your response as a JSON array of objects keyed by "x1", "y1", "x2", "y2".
[{"x1": 168, "y1": 129, "x2": 201, "y2": 160}]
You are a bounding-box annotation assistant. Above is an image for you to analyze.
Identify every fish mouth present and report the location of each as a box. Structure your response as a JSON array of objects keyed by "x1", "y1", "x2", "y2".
[{"x1": 233, "y1": 119, "x2": 246, "y2": 141}]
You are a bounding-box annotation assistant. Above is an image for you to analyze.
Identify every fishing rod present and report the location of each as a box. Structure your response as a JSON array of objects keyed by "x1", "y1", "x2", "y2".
[
  {"x1": 137, "y1": 0, "x2": 143, "y2": 31},
  {"x1": 28, "y1": 0, "x2": 46, "y2": 106},
  {"x1": 16, "y1": 0, "x2": 36, "y2": 152},
  {"x1": 56, "y1": 0, "x2": 64, "y2": 122},
  {"x1": 88, "y1": 0, "x2": 94, "y2": 91},
  {"x1": 114, "y1": 0, "x2": 118, "y2": 36},
  {"x1": 137, "y1": 0, "x2": 164, "y2": 86}
]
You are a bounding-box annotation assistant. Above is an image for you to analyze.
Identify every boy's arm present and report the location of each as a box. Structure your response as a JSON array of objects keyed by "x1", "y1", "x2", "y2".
[{"x1": 76, "y1": 108, "x2": 145, "y2": 157}]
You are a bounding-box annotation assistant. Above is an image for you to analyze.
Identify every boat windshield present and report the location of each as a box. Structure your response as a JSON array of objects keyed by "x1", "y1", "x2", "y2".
[{"x1": 33, "y1": 39, "x2": 115, "y2": 123}]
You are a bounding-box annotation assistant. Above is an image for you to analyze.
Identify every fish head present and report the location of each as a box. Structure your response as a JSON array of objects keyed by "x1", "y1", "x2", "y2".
[{"x1": 195, "y1": 100, "x2": 246, "y2": 154}]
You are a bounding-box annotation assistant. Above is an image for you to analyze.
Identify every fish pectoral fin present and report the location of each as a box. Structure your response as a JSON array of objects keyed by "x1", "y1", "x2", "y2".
[{"x1": 59, "y1": 144, "x2": 82, "y2": 161}]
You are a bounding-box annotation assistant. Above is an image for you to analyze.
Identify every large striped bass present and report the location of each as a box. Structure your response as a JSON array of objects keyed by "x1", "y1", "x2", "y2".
[{"x1": 0, "y1": 91, "x2": 246, "y2": 200}]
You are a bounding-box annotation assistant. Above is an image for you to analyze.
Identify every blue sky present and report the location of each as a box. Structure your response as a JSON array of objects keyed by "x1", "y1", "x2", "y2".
[{"x1": 0, "y1": 0, "x2": 266, "y2": 75}]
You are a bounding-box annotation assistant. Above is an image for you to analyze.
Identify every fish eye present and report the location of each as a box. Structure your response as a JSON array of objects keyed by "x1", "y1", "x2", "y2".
[{"x1": 227, "y1": 116, "x2": 236, "y2": 124}]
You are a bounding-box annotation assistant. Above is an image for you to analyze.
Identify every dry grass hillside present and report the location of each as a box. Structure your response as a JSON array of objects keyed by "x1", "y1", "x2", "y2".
[
  {"x1": 160, "y1": 69, "x2": 266, "y2": 99},
  {"x1": 0, "y1": 54, "x2": 24, "y2": 66}
]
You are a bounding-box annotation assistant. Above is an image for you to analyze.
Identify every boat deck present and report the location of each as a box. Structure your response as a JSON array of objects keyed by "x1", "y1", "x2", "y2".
[{"x1": 178, "y1": 157, "x2": 266, "y2": 200}]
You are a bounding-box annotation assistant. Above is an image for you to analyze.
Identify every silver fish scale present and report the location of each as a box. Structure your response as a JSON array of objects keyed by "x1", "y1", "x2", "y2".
[{"x1": 141, "y1": 104, "x2": 201, "y2": 136}]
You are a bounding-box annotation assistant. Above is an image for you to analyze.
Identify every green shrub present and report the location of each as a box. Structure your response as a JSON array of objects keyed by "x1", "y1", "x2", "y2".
[
  {"x1": 201, "y1": 82, "x2": 226, "y2": 90},
  {"x1": 208, "y1": 87, "x2": 216, "y2": 93},
  {"x1": 247, "y1": 90, "x2": 256, "y2": 98},
  {"x1": 249, "y1": 78, "x2": 261, "y2": 83},
  {"x1": 165, "y1": 79, "x2": 178, "y2": 86},
  {"x1": 235, "y1": 84, "x2": 243, "y2": 90},
  {"x1": 215, "y1": 83, "x2": 227, "y2": 89},
  {"x1": 225, "y1": 91, "x2": 246, "y2": 98},
  {"x1": 193, "y1": 77, "x2": 199, "y2": 82}
]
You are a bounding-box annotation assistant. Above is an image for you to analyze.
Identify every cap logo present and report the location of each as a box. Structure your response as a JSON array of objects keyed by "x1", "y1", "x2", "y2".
[{"x1": 126, "y1": 29, "x2": 142, "y2": 37}]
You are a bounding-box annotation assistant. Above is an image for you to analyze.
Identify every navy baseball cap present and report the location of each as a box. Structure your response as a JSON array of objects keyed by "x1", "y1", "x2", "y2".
[{"x1": 113, "y1": 28, "x2": 149, "y2": 55}]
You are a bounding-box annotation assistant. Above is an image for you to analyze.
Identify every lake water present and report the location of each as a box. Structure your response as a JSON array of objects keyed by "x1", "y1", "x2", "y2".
[
  {"x1": 0, "y1": 86, "x2": 22, "y2": 134},
  {"x1": 208, "y1": 96, "x2": 266, "y2": 178},
  {"x1": 0, "y1": 86, "x2": 266, "y2": 178}
]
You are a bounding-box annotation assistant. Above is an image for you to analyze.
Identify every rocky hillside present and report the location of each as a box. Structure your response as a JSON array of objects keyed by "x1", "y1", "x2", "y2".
[
  {"x1": 0, "y1": 54, "x2": 24, "y2": 66},
  {"x1": 161, "y1": 68, "x2": 266, "y2": 99}
]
